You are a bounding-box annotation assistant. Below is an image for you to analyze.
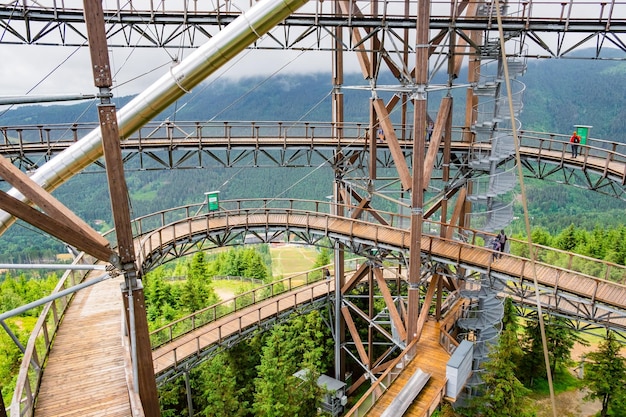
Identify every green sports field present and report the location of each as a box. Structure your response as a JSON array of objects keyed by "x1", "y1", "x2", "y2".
[{"x1": 270, "y1": 244, "x2": 319, "y2": 277}]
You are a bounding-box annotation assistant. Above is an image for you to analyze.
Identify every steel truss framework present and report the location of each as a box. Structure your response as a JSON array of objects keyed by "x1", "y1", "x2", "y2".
[
  {"x1": 1, "y1": 0, "x2": 626, "y2": 60},
  {"x1": 134, "y1": 210, "x2": 626, "y2": 381},
  {"x1": 1, "y1": 0, "x2": 626, "y2": 412}
]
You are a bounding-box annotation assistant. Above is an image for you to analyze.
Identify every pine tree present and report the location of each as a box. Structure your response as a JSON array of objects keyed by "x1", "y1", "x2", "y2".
[
  {"x1": 583, "y1": 331, "x2": 626, "y2": 417},
  {"x1": 521, "y1": 314, "x2": 586, "y2": 384},
  {"x1": 252, "y1": 312, "x2": 330, "y2": 416},
  {"x1": 180, "y1": 251, "x2": 217, "y2": 313},
  {"x1": 555, "y1": 224, "x2": 579, "y2": 251},
  {"x1": 475, "y1": 306, "x2": 536, "y2": 417},
  {"x1": 199, "y1": 353, "x2": 247, "y2": 417}
]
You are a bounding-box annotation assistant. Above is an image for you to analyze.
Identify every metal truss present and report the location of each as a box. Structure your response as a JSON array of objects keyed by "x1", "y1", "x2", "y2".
[
  {"x1": 155, "y1": 296, "x2": 333, "y2": 385},
  {"x1": 522, "y1": 158, "x2": 626, "y2": 201},
  {"x1": 1, "y1": 0, "x2": 626, "y2": 60}
]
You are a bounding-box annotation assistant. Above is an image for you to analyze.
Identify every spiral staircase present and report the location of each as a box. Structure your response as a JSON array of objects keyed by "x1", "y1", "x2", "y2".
[
  {"x1": 465, "y1": 37, "x2": 526, "y2": 233},
  {"x1": 454, "y1": 1, "x2": 527, "y2": 404}
]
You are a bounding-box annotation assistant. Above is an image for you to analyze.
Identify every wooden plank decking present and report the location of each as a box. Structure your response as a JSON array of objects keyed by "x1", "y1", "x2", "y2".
[
  {"x1": 34, "y1": 273, "x2": 131, "y2": 417},
  {"x1": 366, "y1": 321, "x2": 449, "y2": 417}
]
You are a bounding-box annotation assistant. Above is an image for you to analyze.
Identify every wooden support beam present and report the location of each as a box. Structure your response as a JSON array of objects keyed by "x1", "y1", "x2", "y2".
[
  {"x1": 407, "y1": 0, "x2": 431, "y2": 344},
  {"x1": 351, "y1": 198, "x2": 370, "y2": 220},
  {"x1": 448, "y1": 187, "x2": 468, "y2": 239},
  {"x1": 422, "y1": 97, "x2": 452, "y2": 189},
  {"x1": 341, "y1": 262, "x2": 370, "y2": 294},
  {"x1": 338, "y1": 1, "x2": 371, "y2": 77},
  {"x1": 346, "y1": 374, "x2": 368, "y2": 396},
  {"x1": 0, "y1": 191, "x2": 115, "y2": 261},
  {"x1": 348, "y1": 188, "x2": 389, "y2": 226},
  {"x1": 370, "y1": 357, "x2": 395, "y2": 375},
  {"x1": 0, "y1": 155, "x2": 111, "y2": 250},
  {"x1": 373, "y1": 98, "x2": 413, "y2": 191},
  {"x1": 373, "y1": 268, "x2": 407, "y2": 341},
  {"x1": 341, "y1": 306, "x2": 370, "y2": 367},
  {"x1": 82, "y1": 0, "x2": 161, "y2": 412},
  {"x1": 451, "y1": 0, "x2": 478, "y2": 80},
  {"x1": 415, "y1": 274, "x2": 440, "y2": 341},
  {"x1": 424, "y1": 185, "x2": 461, "y2": 220},
  {"x1": 99, "y1": 105, "x2": 136, "y2": 265}
]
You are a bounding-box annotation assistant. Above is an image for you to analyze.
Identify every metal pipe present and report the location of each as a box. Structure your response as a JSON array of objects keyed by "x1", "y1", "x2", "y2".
[
  {"x1": 126, "y1": 284, "x2": 139, "y2": 392},
  {"x1": 0, "y1": 320, "x2": 26, "y2": 354},
  {"x1": 0, "y1": 0, "x2": 309, "y2": 235},
  {"x1": 0, "y1": 94, "x2": 95, "y2": 105},
  {"x1": 0, "y1": 272, "x2": 111, "y2": 321},
  {"x1": 0, "y1": 263, "x2": 106, "y2": 271},
  {"x1": 0, "y1": 320, "x2": 40, "y2": 369}
]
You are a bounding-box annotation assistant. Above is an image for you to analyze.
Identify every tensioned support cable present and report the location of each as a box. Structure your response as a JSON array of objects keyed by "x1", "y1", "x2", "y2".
[{"x1": 494, "y1": 1, "x2": 557, "y2": 416}]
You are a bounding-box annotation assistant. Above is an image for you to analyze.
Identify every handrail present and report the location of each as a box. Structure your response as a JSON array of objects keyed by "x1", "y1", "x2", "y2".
[
  {"x1": 0, "y1": 121, "x2": 623, "y2": 153},
  {"x1": 149, "y1": 262, "x2": 360, "y2": 348},
  {"x1": 8, "y1": 253, "x2": 96, "y2": 417},
  {"x1": 152, "y1": 278, "x2": 334, "y2": 374},
  {"x1": 343, "y1": 337, "x2": 421, "y2": 417},
  {"x1": 2, "y1": 122, "x2": 625, "y2": 182},
  {"x1": 131, "y1": 198, "x2": 626, "y2": 286}
]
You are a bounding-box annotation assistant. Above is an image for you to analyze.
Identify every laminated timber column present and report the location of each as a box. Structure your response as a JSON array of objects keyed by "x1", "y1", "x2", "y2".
[
  {"x1": 331, "y1": 0, "x2": 346, "y2": 383},
  {"x1": 407, "y1": 0, "x2": 430, "y2": 342},
  {"x1": 82, "y1": 0, "x2": 160, "y2": 415}
]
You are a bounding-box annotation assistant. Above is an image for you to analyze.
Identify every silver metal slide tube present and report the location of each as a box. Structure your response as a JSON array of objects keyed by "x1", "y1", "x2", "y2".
[{"x1": 0, "y1": 0, "x2": 308, "y2": 235}]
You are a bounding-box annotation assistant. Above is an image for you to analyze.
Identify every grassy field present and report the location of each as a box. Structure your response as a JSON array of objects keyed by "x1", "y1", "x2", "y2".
[
  {"x1": 270, "y1": 244, "x2": 319, "y2": 278},
  {"x1": 213, "y1": 244, "x2": 319, "y2": 301}
]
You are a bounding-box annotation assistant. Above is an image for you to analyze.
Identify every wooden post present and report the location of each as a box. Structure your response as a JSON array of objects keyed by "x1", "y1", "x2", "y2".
[
  {"x1": 82, "y1": 0, "x2": 160, "y2": 414},
  {"x1": 407, "y1": 0, "x2": 431, "y2": 342}
]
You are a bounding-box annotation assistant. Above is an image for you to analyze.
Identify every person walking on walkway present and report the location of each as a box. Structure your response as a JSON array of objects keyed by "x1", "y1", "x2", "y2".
[
  {"x1": 491, "y1": 237, "x2": 502, "y2": 260},
  {"x1": 496, "y1": 229, "x2": 507, "y2": 256},
  {"x1": 570, "y1": 131, "x2": 581, "y2": 157}
]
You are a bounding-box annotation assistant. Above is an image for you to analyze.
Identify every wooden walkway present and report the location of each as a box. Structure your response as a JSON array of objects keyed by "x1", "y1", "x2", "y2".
[
  {"x1": 139, "y1": 211, "x2": 626, "y2": 320},
  {"x1": 34, "y1": 273, "x2": 132, "y2": 417},
  {"x1": 32, "y1": 209, "x2": 626, "y2": 416},
  {"x1": 366, "y1": 321, "x2": 449, "y2": 417},
  {"x1": 152, "y1": 279, "x2": 333, "y2": 375}
]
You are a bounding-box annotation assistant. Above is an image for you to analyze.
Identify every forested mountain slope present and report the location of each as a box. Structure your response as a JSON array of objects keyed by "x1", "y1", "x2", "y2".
[{"x1": 0, "y1": 50, "x2": 624, "y2": 261}]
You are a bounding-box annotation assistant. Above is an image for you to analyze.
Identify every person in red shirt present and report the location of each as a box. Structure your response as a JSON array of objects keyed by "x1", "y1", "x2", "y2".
[{"x1": 570, "y1": 131, "x2": 581, "y2": 157}]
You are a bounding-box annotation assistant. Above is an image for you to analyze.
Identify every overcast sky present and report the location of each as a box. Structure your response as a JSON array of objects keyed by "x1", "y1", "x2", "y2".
[
  {"x1": 0, "y1": 41, "x2": 338, "y2": 104},
  {"x1": 0, "y1": 0, "x2": 619, "y2": 109}
]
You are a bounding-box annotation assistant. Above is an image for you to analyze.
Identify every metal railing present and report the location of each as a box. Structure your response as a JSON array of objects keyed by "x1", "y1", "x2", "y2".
[
  {"x1": 129, "y1": 198, "x2": 626, "y2": 286},
  {"x1": 2, "y1": 122, "x2": 624, "y2": 182},
  {"x1": 7, "y1": 254, "x2": 106, "y2": 417},
  {"x1": 149, "y1": 262, "x2": 360, "y2": 348},
  {"x1": 152, "y1": 278, "x2": 334, "y2": 375},
  {"x1": 2, "y1": 0, "x2": 625, "y2": 25}
]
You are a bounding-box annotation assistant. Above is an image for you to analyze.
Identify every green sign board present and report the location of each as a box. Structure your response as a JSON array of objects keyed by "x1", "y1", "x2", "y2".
[
  {"x1": 206, "y1": 191, "x2": 220, "y2": 211},
  {"x1": 574, "y1": 125, "x2": 592, "y2": 145}
]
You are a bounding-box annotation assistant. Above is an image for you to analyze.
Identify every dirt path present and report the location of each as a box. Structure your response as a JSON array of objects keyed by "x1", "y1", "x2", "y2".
[
  {"x1": 535, "y1": 342, "x2": 601, "y2": 417},
  {"x1": 535, "y1": 388, "x2": 600, "y2": 417}
]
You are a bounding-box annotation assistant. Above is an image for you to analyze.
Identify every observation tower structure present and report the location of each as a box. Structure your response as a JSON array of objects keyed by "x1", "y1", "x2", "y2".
[{"x1": 0, "y1": 0, "x2": 625, "y2": 415}]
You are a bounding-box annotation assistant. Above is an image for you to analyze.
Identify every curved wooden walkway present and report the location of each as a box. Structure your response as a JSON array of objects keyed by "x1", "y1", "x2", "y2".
[
  {"x1": 137, "y1": 210, "x2": 626, "y2": 322},
  {"x1": 30, "y1": 206, "x2": 626, "y2": 416},
  {"x1": 152, "y1": 279, "x2": 333, "y2": 377},
  {"x1": 1, "y1": 123, "x2": 625, "y2": 188}
]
